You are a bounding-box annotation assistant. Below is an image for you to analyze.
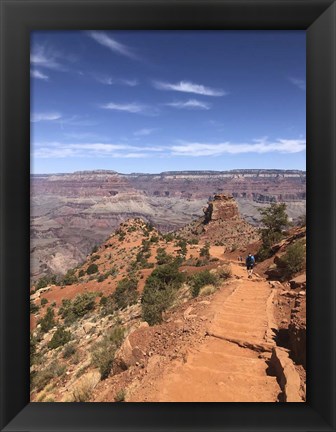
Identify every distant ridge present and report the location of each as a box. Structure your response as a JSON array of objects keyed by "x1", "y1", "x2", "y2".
[{"x1": 31, "y1": 169, "x2": 306, "y2": 177}]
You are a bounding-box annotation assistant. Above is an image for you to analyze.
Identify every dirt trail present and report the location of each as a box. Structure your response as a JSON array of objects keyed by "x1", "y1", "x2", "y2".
[{"x1": 129, "y1": 248, "x2": 281, "y2": 402}]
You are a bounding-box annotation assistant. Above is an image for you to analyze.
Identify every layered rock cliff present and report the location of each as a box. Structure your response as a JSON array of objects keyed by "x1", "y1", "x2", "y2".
[{"x1": 179, "y1": 194, "x2": 259, "y2": 250}]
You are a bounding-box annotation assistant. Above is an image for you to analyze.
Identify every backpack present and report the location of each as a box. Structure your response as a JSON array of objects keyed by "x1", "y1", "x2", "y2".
[{"x1": 246, "y1": 255, "x2": 254, "y2": 265}]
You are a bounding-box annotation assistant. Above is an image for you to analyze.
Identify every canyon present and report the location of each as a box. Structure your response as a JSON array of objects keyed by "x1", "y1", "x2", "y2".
[{"x1": 31, "y1": 169, "x2": 306, "y2": 279}]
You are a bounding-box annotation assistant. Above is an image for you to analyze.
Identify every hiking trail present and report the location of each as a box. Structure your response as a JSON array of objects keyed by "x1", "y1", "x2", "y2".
[{"x1": 128, "y1": 247, "x2": 281, "y2": 402}]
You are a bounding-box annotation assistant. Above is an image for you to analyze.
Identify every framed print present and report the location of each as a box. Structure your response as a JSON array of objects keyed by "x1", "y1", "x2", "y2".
[{"x1": 1, "y1": 0, "x2": 335, "y2": 431}]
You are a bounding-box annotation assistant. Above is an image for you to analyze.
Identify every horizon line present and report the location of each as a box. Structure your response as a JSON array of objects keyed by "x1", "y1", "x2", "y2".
[{"x1": 30, "y1": 168, "x2": 307, "y2": 176}]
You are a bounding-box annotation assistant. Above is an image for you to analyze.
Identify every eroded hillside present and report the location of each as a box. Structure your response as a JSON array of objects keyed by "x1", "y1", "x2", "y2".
[{"x1": 30, "y1": 197, "x2": 306, "y2": 403}]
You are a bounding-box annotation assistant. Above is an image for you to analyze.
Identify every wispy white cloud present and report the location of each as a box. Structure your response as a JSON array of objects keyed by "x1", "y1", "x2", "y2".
[
  {"x1": 153, "y1": 80, "x2": 226, "y2": 97},
  {"x1": 288, "y1": 77, "x2": 306, "y2": 91},
  {"x1": 63, "y1": 132, "x2": 108, "y2": 141},
  {"x1": 133, "y1": 128, "x2": 156, "y2": 136},
  {"x1": 166, "y1": 99, "x2": 211, "y2": 110},
  {"x1": 33, "y1": 142, "x2": 164, "y2": 159},
  {"x1": 31, "y1": 112, "x2": 62, "y2": 122},
  {"x1": 171, "y1": 138, "x2": 306, "y2": 157},
  {"x1": 95, "y1": 74, "x2": 138, "y2": 87},
  {"x1": 121, "y1": 79, "x2": 138, "y2": 87},
  {"x1": 101, "y1": 102, "x2": 158, "y2": 116},
  {"x1": 58, "y1": 116, "x2": 98, "y2": 127},
  {"x1": 30, "y1": 69, "x2": 49, "y2": 81},
  {"x1": 33, "y1": 148, "x2": 76, "y2": 158},
  {"x1": 30, "y1": 45, "x2": 74, "y2": 71},
  {"x1": 88, "y1": 31, "x2": 138, "y2": 60},
  {"x1": 101, "y1": 102, "x2": 146, "y2": 113}
]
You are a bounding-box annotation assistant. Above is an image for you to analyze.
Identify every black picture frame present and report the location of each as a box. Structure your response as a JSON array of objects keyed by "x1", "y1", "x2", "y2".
[{"x1": 0, "y1": 1, "x2": 335, "y2": 431}]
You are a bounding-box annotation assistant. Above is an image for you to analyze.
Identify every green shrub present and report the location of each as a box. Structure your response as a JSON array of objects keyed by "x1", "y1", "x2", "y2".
[
  {"x1": 100, "y1": 295, "x2": 116, "y2": 317},
  {"x1": 97, "y1": 273, "x2": 108, "y2": 283},
  {"x1": 156, "y1": 248, "x2": 173, "y2": 265},
  {"x1": 35, "y1": 274, "x2": 57, "y2": 290},
  {"x1": 31, "y1": 361, "x2": 66, "y2": 392},
  {"x1": 277, "y1": 239, "x2": 306, "y2": 279},
  {"x1": 63, "y1": 343, "x2": 77, "y2": 359},
  {"x1": 113, "y1": 278, "x2": 138, "y2": 310},
  {"x1": 78, "y1": 269, "x2": 85, "y2": 278},
  {"x1": 188, "y1": 238, "x2": 199, "y2": 245},
  {"x1": 142, "y1": 262, "x2": 155, "y2": 269},
  {"x1": 59, "y1": 299, "x2": 77, "y2": 325},
  {"x1": 91, "y1": 326, "x2": 124, "y2": 379},
  {"x1": 71, "y1": 292, "x2": 96, "y2": 317},
  {"x1": 200, "y1": 242, "x2": 210, "y2": 259},
  {"x1": 40, "y1": 297, "x2": 48, "y2": 306},
  {"x1": 86, "y1": 263, "x2": 98, "y2": 275},
  {"x1": 30, "y1": 333, "x2": 38, "y2": 365},
  {"x1": 142, "y1": 263, "x2": 185, "y2": 325},
  {"x1": 150, "y1": 235, "x2": 159, "y2": 243},
  {"x1": 297, "y1": 214, "x2": 306, "y2": 227},
  {"x1": 91, "y1": 254, "x2": 100, "y2": 262},
  {"x1": 114, "y1": 389, "x2": 126, "y2": 402},
  {"x1": 188, "y1": 270, "x2": 218, "y2": 298},
  {"x1": 61, "y1": 269, "x2": 78, "y2": 286},
  {"x1": 163, "y1": 233, "x2": 174, "y2": 242},
  {"x1": 59, "y1": 293, "x2": 96, "y2": 324},
  {"x1": 48, "y1": 326, "x2": 71, "y2": 349},
  {"x1": 177, "y1": 239, "x2": 187, "y2": 257},
  {"x1": 99, "y1": 296, "x2": 108, "y2": 306},
  {"x1": 30, "y1": 301, "x2": 39, "y2": 314},
  {"x1": 39, "y1": 307, "x2": 56, "y2": 333},
  {"x1": 141, "y1": 239, "x2": 151, "y2": 252},
  {"x1": 118, "y1": 233, "x2": 126, "y2": 241},
  {"x1": 145, "y1": 223, "x2": 154, "y2": 232}
]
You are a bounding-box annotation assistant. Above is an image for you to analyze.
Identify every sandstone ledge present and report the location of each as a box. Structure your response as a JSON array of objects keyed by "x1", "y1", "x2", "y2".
[{"x1": 270, "y1": 347, "x2": 303, "y2": 402}]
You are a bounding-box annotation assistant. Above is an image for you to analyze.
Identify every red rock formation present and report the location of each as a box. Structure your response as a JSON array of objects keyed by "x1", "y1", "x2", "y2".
[
  {"x1": 204, "y1": 194, "x2": 239, "y2": 223},
  {"x1": 179, "y1": 194, "x2": 259, "y2": 250}
]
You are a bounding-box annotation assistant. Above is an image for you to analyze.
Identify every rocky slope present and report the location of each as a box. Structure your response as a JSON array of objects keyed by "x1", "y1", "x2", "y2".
[
  {"x1": 30, "y1": 200, "x2": 306, "y2": 403},
  {"x1": 31, "y1": 170, "x2": 306, "y2": 279}
]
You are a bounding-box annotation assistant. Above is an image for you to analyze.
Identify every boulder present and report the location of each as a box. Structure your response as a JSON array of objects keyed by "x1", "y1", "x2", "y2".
[
  {"x1": 83, "y1": 322, "x2": 96, "y2": 334},
  {"x1": 289, "y1": 274, "x2": 306, "y2": 290},
  {"x1": 114, "y1": 333, "x2": 146, "y2": 372}
]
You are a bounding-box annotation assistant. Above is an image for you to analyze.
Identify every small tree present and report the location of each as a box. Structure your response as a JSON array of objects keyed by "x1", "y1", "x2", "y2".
[{"x1": 258, "y1": 203, "x2": 289, "y2": 260}]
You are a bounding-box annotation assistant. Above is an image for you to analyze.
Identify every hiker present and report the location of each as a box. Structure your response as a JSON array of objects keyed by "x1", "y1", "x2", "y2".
[{"x1": 246, "y1": 253, "x2": 255, "y2": 278}]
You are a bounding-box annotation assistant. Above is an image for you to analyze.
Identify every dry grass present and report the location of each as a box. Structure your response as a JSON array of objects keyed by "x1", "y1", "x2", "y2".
[{"x1": 72, "y1": 372, "x2": 100, "y2": 402}]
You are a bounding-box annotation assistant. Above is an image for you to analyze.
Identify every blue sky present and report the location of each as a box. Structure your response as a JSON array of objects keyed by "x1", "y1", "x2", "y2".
[{"x1": 31, "y1": 31, "x2": 306, "y2": 174}]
